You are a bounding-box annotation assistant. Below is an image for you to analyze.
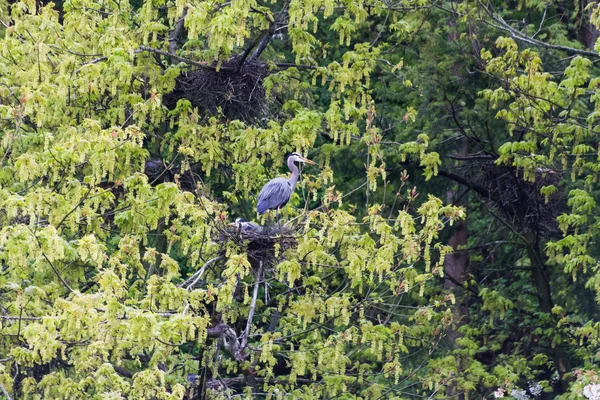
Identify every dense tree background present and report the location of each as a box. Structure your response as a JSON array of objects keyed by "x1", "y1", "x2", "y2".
[{"x1": 0, "y1": 0, "x2": 600, "y2": 399}]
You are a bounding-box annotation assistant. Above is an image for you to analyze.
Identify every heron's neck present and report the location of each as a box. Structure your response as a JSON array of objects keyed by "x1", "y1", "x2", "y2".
[{"x1": 288, "y1": 158, "x2": 300, "y2": 189}]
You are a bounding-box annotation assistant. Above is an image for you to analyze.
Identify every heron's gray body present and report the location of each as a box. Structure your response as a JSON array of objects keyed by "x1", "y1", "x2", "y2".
[
  {"x1": 256, "y1": 177, "x2": 294, "y2": 214},
  {"x1": 256, "y1": 153, "x2": 311, "y2": 215}
]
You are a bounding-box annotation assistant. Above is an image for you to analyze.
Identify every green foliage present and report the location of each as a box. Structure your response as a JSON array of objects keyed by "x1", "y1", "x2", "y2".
[
  {"x1": 0, "y1": 0, "x2": 465, "y2": 399},
  {"x1": 2, "y1": 0, "x2": 600, "y2": 398}
]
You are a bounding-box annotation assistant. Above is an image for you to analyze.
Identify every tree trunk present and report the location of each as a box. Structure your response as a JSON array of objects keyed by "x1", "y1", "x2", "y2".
[
  {"x1": 444, "y1": 138, "x2": 469, "y2": 400},
  {"x1": 579, "y1": 0, "x2": 600, "y2": 49},
  {"x1": 525, "y1": 231, "x2": 571, "y2": 391}
]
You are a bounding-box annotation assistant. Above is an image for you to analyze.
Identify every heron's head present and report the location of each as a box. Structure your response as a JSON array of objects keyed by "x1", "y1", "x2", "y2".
[
  {"x1": 228, "y1": 218, "x2": 245, "y2": 227},
  {"x1": 288, "y1": 152, "x2": 316, "y2": 165}
]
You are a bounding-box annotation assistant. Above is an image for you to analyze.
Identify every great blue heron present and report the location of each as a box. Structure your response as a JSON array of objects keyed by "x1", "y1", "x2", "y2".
[
  {"x1": 256, "y1": 153, "x2": 316, "y2": 219},
  {"x1": 228, "y1": 218, "x2": 263, "y2": 233}
]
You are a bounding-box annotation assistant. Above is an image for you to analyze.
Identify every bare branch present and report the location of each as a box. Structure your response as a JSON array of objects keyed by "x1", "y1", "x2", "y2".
[
  {"x1": 446, "y1": 154, "x2": 495, "y2": 161},
  {"x1": 206, "y1": 323, "x2": 244, "y2": 360},
  {"x1": 0, "y1": 316, "x2": 41, "y2": 321},
  {"x1": 479, "y1": 0, "x2": 600, "y2": 57},
  {"x1": 79, "y1": 47, "x2": 230, "y2": 71},
  {"x1": 0, "y1": 382, "x2": 12, "y2": 400},
  {"x1": 247, "y1": 1, "x2": 289, "y2": 63},
  {"x1": 56, "y1": 186, "x2": 93, "y2": 230},
  {"x1": 437, "y1": 169, "x2": 492, "y2": 200},
  {"x1": 273, "y1": 62, "x2": 317, "y2": 70},
  {"x1": 27, "y1": 225, "x2": 74, "y2": 294},
  {"x1": 112, "y1": 364, "x2": 134, "y2": 379},
  {"x1": 169, "y1": 8, "x2": 188, "y2": 55},
  {"x1": 240, "y1": 260, "x2": 264, "y2": 353},
  {"x1": 179, "y1": 256, "x2": 223, "y2": 290},
  {"x1": 532, "y1": 7, "x2": 547, "y2": 38}
]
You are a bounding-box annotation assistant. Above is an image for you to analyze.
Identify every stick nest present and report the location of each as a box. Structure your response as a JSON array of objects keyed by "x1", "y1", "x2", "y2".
[
  {"x1": 477, "y1": 163, "x2": 565, "y2": 236},
  {"x1": 219, "y1": 224, "x2": 299, "y2": 267},
  {"x1": 164, "y1": 56, "x2": 269, "y2": 123}
]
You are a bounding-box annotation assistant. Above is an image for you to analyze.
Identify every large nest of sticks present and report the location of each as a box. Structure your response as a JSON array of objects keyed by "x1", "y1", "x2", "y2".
[
  {"x1": 475, "y1": 163, "x2": 565, "y2": 237},
  {"x1": 219, "y1": 224, "x2": 299, "y2": 268},
  {"x1": 164, "y1": 56, "x2": 269, "y2": 123}
]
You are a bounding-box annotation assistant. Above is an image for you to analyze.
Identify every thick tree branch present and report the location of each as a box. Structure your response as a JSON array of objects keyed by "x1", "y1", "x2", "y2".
[
  {"x1": 247, "y1": 1, "x2": 289, "y2": 63},
  {"x1": 437, "y1": 169, "x2": 492, "y2": 200},
  {"x1": 169, "y1": 8, "x2": 188, "y2": 55},
  {"x1": 204, "y1": 376, "x2": 314, "y2": 390},
  {"x1": 207, "y1": 323, "x2": 233, "y2": 338},
  {"x1": 207, "y1": 323, "x2": 243, "y2": 360},
  {"x1": 446, "y1": 154, "x2": 495, "y2": 161},
  {"x1": 240, "y1": 260, "x2": 264, "y2": 353},
  {"x1": 112, "y1": 364, "x2": 134, "y2": 379}
]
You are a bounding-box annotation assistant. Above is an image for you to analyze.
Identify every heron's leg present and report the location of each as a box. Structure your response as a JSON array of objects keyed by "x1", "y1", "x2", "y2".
[{"x1": 276, "y1": 208, "x2": 281, "y2": 234}]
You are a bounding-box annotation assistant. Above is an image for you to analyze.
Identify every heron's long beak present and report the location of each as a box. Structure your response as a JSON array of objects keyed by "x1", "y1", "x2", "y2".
[
  {"x1": 301, "y1": 157, "x2": 316, "y2": 165},
  {"x1": 227, "y1": 222, "x2": 236, "y2": 227}
]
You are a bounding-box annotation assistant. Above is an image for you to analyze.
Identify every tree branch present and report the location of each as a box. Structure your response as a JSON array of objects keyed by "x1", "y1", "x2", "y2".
[
  {"x1": 79, "y1": 47, "x2": 232, "y2": 71},
  {"x1": 446, "y1": 154, "x2": 495, "y2": 161},
  {"x1": 112, "y1": 364, "x2": 134, "y2": 379},
  {"x1": 479, "y1": 0, "x2": 600, "y2": 57},
  {"x1": 25, "y1": 226, "x2": 74, "y2": 294},
  {"x1": 179, "y1": 256, "x2": 223, "y2": 290},
  {"x1": 0, "y1": 316, "x2": 41, "y2": 321},
  {"x1": 169, "y1": 8, "x2": 188, "y2": 55},
  {"x1": 240, "y1": 260, "x2": 264, "y2": 354},
  {"x1": 56, "y1": 186, "x2": 93, "y2": 230},
  {"x1": 0, "y1": 382, "x2": 12, "y2": 400},
  {"x1": 437, "y1": 169, "x2": 492, "y2": 200},
  {"x1": 247, "y1": 1, "x2": 289, "y2": 63},
  {"x1": 206, "y1": 322, "x2": 243, "y2": 360}
]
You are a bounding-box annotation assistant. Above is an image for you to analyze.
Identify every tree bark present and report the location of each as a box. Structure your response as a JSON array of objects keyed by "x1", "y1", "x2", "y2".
[
  {"x1": 580, "y1": 0, "x2": 600, "y2": 49},
  {"x1": 525, "y1": 231, "x2": 571, "y2": 390},
  {"x1": 444, "y1": 138, "x2": 469, "y2": 400}
]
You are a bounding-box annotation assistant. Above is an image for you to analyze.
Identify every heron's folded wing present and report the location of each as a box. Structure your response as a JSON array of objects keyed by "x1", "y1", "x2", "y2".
[{"x1": 257, "y1": 178, "x2": 292, "y2": 214}]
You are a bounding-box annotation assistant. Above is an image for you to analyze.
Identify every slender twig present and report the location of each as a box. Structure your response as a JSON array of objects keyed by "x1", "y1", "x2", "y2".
[
  {"x1": 16, "y1": 306, "x2": 23, "y2": 340},
  {"x1": 532, "y1": 7, "x2": 547, "y2": 38},
  {"x1": 56, "y1": 186, "x2": 93, "y2": 229},
  {"x1": 446, "y1": 154, "x2": 495, "y2": 161},
  {"x1": 275, "y1": 62, "x2": 318, "y2": 70},
  {"x1": 78, "y1": 47, "x2": 224, "y2": 71},
  {"x1": 179, "y1": 256, "x2": 223, "y2": 289},
  {"x1": 41, "y1": 252, "x2": 74, "y2": 294},
  {"x1": 26, "y1": 227, "x2": 74, "y2": 294},
  {"x1": 0, "y1": 18, "x2": 10, "y2": 30},
  {"x1": 452, "y1": 240, "x2": 524, "y2": 252},
  {"x1": 308, "y1": 181, "x2": 368, "y2": 214},
  {"x1": 0, "y1": 382, "x2": 12, "y2": 400},
  {"x1": 369, "y1": 8, "x2": 390, "y2": 50}
]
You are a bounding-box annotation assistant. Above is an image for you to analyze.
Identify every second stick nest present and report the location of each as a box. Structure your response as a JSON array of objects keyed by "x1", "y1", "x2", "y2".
[{"x1": 164, "y1": 56, "x2": 270, "y2": 123}]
